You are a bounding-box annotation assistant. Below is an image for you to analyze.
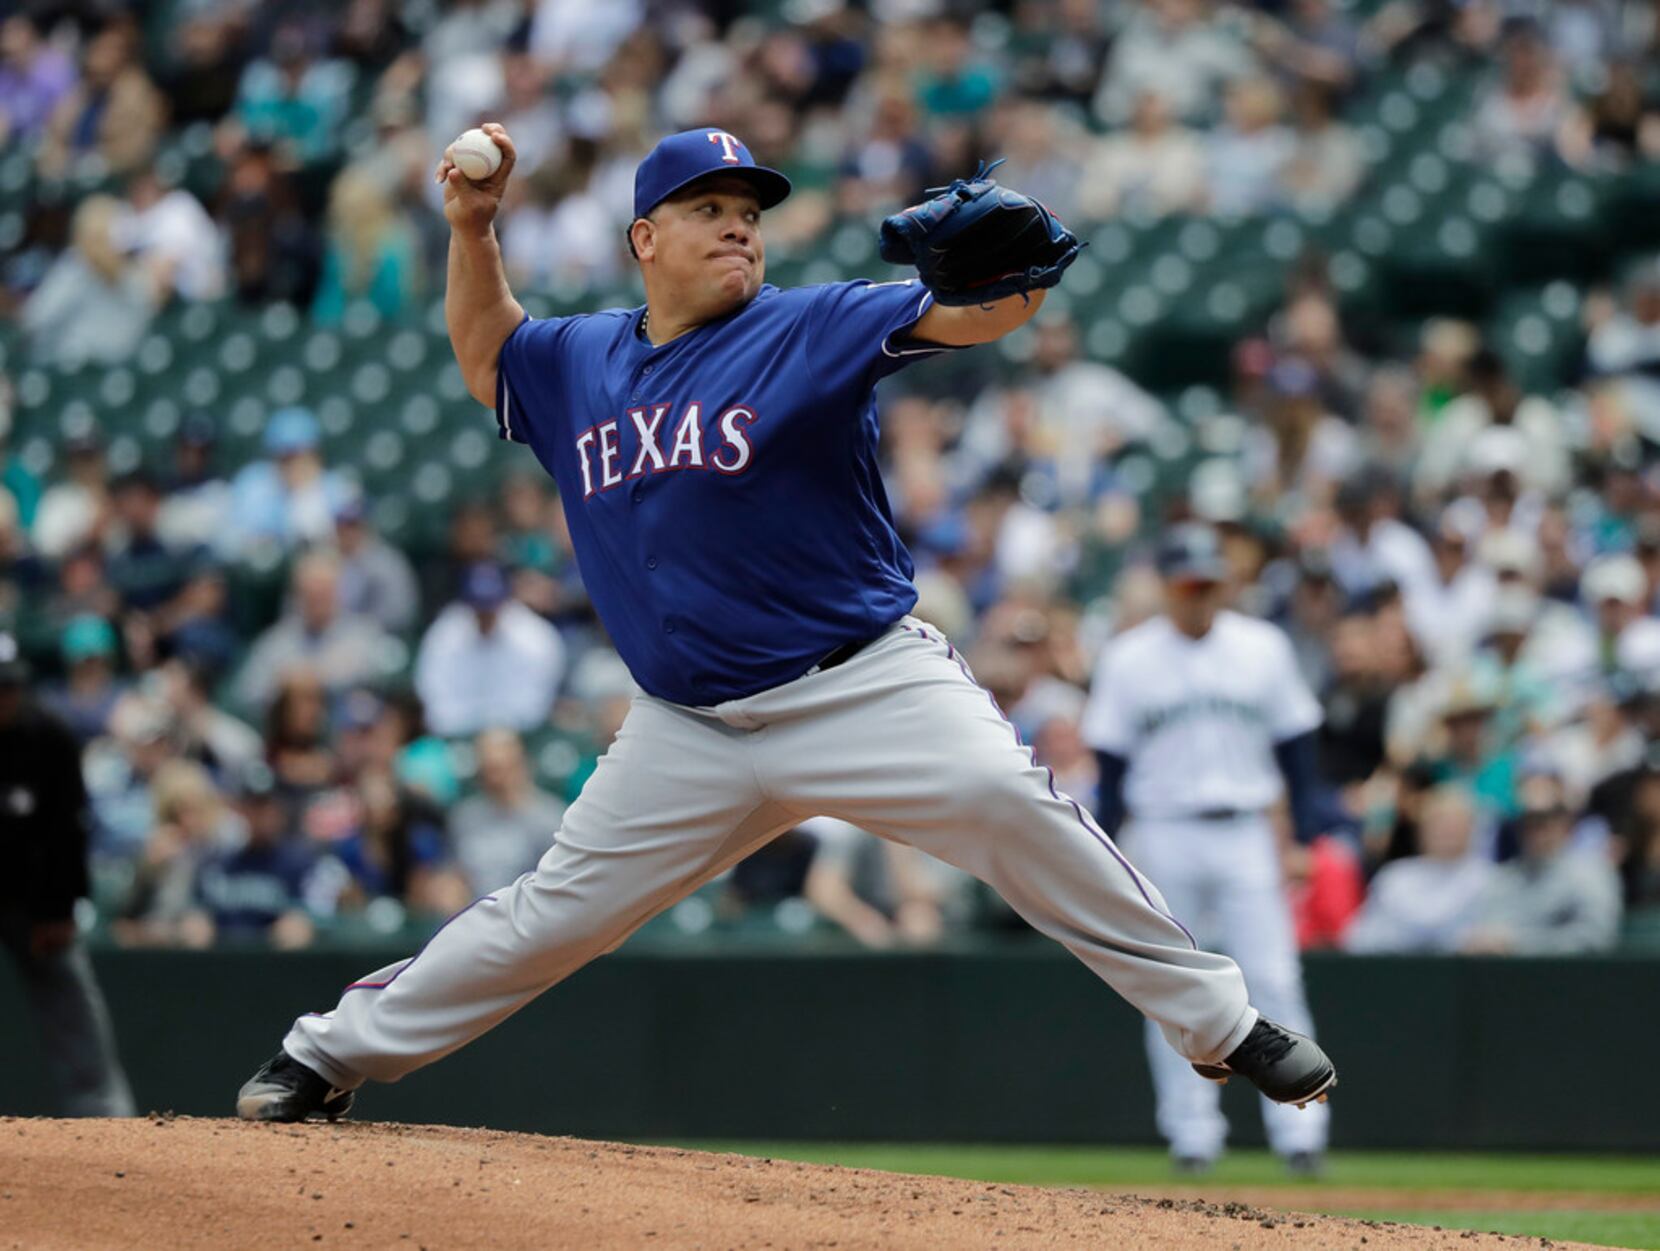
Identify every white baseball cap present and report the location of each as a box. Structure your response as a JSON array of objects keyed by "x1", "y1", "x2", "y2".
[
  {"x1": 1466, "y1": 426, "x2": 1528, "y2": 477},
  {"x1": 1487, "y1": 587, "x2": 1539, "y2": 637},
  {"x1": 1479, "y1": 529, "x2": 1541, "y2": 581},
  {"x1": 1583, "y1": 554, "x2": 1648, "y2": 606},
  {"x1": 1189, "y1": 459, "x2": 1248, "y2": 524}
]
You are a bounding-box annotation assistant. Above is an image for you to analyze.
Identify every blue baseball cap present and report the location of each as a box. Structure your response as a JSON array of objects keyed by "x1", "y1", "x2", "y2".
[
  {"x1": 1267, "y1": 357, "x2": 1320, "y2": 398},
  {"x1": 633, "y1": 129, "x2": 792, "y2": 220},
  {"x1": 460, "y1": 562, "x2": 510, "y2": 609},
  {"x1": 1157, "y1": 523, "x2": 1229, "y2": 583},
  {"x1": 338, "y1": 688, "x2": 386, "y2": 732},
  {"x1": 263, "y1": 406, "x2": 320, "y2": 456}
]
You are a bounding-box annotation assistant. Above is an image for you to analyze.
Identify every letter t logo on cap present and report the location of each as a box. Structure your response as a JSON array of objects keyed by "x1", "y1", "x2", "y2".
[{"x1": 707, "y1": 131, "x2": 741, "y2": 163}]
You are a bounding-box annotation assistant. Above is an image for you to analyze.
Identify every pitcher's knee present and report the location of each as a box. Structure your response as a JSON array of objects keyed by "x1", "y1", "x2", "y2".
[{"x1": 513, "y1": 869, "x2": 658, "y2": 955}]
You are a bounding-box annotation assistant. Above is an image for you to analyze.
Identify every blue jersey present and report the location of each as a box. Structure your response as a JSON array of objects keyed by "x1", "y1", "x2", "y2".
[{"x1": 494, "y1": 279, "x2": 956, "y2": 706}]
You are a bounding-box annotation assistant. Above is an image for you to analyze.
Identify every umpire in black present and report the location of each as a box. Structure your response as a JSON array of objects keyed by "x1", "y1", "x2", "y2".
[{"x1": 0, "y1": 630, "x2": 134, "y2": 1116}]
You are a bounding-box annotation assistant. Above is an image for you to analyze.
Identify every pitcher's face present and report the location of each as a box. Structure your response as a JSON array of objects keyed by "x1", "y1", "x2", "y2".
[{"x1": 634, "y1": 177, "x2": 766, "y2": 319}]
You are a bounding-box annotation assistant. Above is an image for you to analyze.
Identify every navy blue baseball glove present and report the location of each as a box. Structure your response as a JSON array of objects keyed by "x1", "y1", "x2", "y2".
[{"x1": 878, "y1": 159, "x2": 1083, "y2": 307}]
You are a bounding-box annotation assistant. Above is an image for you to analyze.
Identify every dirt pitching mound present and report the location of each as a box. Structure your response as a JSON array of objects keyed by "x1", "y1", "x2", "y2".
[{"x1": 0, "y1": 1115, "x2": 1603, "y2": 1250}]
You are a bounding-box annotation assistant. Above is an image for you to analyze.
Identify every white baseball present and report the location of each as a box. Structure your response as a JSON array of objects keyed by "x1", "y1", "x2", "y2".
[{"x1": 451, "y1": 128, "x2": 503, "y2": 182}]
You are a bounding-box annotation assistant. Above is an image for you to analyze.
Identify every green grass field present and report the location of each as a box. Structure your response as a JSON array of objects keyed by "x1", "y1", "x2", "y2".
[{"x1": 673, "y1": 1144, "x2": 1660, "y2": 1249}]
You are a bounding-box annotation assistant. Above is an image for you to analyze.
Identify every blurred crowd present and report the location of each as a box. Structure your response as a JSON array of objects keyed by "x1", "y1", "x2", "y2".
[
  {"x1": 6, "y1": 0, "x2": 1660, "y2": 357},
  {"x1": 2, "y1": 0, "x2": 1660, "y2": 952}
]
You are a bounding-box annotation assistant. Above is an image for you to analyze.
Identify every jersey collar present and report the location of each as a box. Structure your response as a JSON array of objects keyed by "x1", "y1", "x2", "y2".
[{"x1": 630, "y1": 285, "x2": 779, "y2": 355}]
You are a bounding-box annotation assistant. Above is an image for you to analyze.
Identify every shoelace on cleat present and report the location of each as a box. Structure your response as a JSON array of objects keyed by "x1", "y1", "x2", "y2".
[
  {"x1": 263, "y1": 1053, "x2": 323, "y2": 1093},
  {"x1": 1238, "y1": 1022, "x2": 1299, "y2": 1067}
]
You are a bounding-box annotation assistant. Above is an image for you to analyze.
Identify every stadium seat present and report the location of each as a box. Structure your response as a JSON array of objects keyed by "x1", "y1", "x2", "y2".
[
  {"x1": 0, "y1": 149, "x2": 32, "y2": 211},
  {"x1": 1488, "y1": 282, "x2": 1587, "y2": 393},
  {"x1": 357, "y1": 429, "x2": 409, "y2": 493},
  {"x1": 1602, "y1": 161, "x2": 1660, "y2": 255},
  {"x1": 139, "y1": 397, "x2": 182, "y2": 450},
  {"x1": 220, "y1": 394, "x2": 270, "y2": 462},
  {"x1": 383, "y1": 328, "x2": 432, "y2": 376},
  {"x1": 1493, "y1": 173, "x2": 1613, "y2": 287},
  {"x1": 1374, "y1": 212, "x2": 1495, "y2": 320}
]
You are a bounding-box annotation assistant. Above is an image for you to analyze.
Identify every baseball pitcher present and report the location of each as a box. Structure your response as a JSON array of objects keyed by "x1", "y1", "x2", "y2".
[
  {"x1": 236, "y1": 127, "x2": 1336, "y2": 1123},
  {"x1": 1084, "y1": 524, "x2": 1337, "y2": 1175}
]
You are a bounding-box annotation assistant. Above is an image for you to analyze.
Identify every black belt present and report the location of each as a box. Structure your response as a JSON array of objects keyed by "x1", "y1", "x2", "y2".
[
  {"x1": 806, "y1": 634, "x2": 880, "y2": 677},
  {"x1": 1141, "y1": 808, "x2": 1256, "y2": 822}
]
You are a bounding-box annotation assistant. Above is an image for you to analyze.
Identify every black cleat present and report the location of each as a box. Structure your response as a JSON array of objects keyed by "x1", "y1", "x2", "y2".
[
  {"x1": 1172, "y1": 1154, "x2": 1216, "y2": 1178},
  {"x1": 236, "y1": 1051, "x2": 355, "y2": 1123},
  {"x1": 1191, "y1": 1017, "x2": 1336, "y2": 1108}
]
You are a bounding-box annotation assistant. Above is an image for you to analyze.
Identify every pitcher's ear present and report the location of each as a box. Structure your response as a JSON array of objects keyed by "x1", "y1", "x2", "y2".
[{"x1": 628, "y1": 216, "x2": 655, "y2": 262}]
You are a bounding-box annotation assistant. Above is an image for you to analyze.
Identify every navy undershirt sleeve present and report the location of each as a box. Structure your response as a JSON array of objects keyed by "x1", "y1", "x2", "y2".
[
  {"x1": 1095, "y1": 750, "x2": 1129, "y2": 836},
  {"x1": 1273, "y1": 729, "x2": 1357, "y2": 845}
]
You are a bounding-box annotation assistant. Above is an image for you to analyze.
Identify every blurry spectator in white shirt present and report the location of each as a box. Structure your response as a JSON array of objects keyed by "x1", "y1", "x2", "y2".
[
  {"x1": 157, "y1": 415, "x2": 232, "y2": 554},
  {"x1": 114, "y1": 167, "x2": 226, "y2": 303},
  {"x1": 1586, "y1": 261, "x2": 1660, "y2": 442},
  {"x1": 332, "y1": 494, "x2": 419, "y2": 636},
  {"x1": 1327, "y1": 466, "x2": 1439, "y2": 623},
  {"x1": 1093, "y1": 0, "x2": 1253, "y2": 127},
  {"x1": 1463, "y1": 772, "x2": 1623, "y2": 954},
  {"x1": 32, "y1": 426, "x2": 110, "y2": 561},
  {"x1": 1502, "y1": 554, "x2": 1660, "y2": 703},
  {"x1": 1076, "y1": 89, "x2": 1205, "y2": 221},
  {"x1": 1205, "y1": 77, "x2": 1295, "y2": 217},
  {"x1": 1278, "y1": 81, "x2": 1363, "y2": 215},
  {"x1": 226, "y1": 408, "x2": 354, "y2": 558},
  {"x1": 1355, "y1": 366, "x2": 1423, "y2": 486},
  {"x1": 960, "y1": 314, "x2": 1166, "y2": 509},
  {"x1": 1345, "y1": 783, "x2": 1495, "y2": 952},
  {"x1": 1580, "y1": 555, "x2": 1660, "y2": 679},
  {"x1": 500, "y1": 142, "x2": 621, "y2": 292},
  {"x1": 1407, "y1": 518, "x2": 1497, "y2": 668},
  {"x1": 1417, "y1": 350, "x2": 1569, "y2": 500},
  {"x1": 1470, "y1": 19, "x2": 1575, "y2": 168},
  {"x1": 415, "y1": 563, "x2": 565, "y2": 738},
  {"x1": 496, "y1": 49, "x2": 564, "y2": 177},
  {"x1": 1243, "y1": 358, "x2": 1360, "y2": 516},
  {"x1": 1541, "y1": 0, "x2": 1619, "y2": 83},
  {"x1": 449, "y1": 728, "x2": 564, "y2": 895},
  {"x1": 234, "y1": 551, "x2": 393, "y2": 710},
  {"x1": 418, "y1": 0, "x2": 517, "y2": 149},
  {"x1": 22, "y1": 194, "x2": 160, "y2": 369},
  {"x1": 1251, "y1": 0, "x2": 1361, "y2": 98},
  {"x1": 528, "y1": 0, "x2": 642, "y2": 74}
]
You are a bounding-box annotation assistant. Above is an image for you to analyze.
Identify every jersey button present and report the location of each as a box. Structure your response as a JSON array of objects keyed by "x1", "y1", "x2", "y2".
[
  {"x1": 631, "y1": 486, "x2": 644, "y2": 503},
  {"x1": 663, "y1": 617, "x2": 677, "y2": 634},
  {"x1": 645, "y1": 556, "x2": 658, "y2": 570},
  {"x1": 642, "y1": 364, "x2": 654, "y2": 375}
]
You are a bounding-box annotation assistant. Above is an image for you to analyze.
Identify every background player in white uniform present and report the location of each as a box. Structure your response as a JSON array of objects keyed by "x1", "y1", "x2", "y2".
[{"x1": 1084, "y1": 524, "x2": 1336, "y2": 1176}]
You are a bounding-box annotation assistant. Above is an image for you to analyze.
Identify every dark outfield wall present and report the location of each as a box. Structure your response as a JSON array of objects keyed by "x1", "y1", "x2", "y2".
[{"x1": 1, "y1": 944, "x2": 1653, "y2": 1150}]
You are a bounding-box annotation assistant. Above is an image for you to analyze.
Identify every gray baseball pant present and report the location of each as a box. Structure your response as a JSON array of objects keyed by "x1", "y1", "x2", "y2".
[{"x1": 285, "y1": 618, "x2": 1256, "y2": 1089}]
